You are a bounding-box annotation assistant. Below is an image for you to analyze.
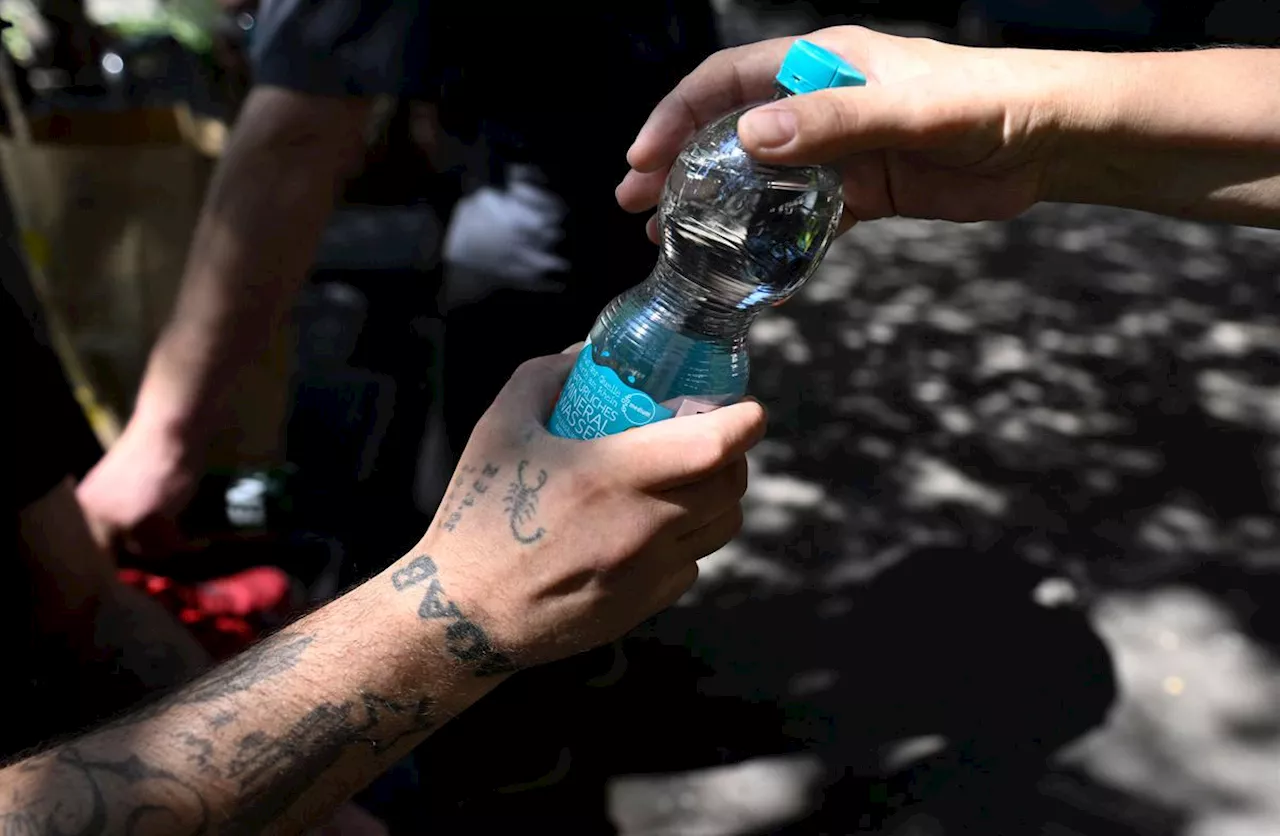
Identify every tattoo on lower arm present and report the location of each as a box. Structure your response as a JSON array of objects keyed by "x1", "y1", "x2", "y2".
[
  {"x1": 219, "y1": 691, "x2": 435, "y2": 834},
  {"x1": 209, "y1": 711, "x2": 237, "y2": 730},
  {"x1": 1, "y1": 608, "x2": 450, "y2": 834},
  {"x1": 0, "y1": 634, "x2": 318, "y2": 833},
  {"x1": 183, "y1": 634, "x2": 314, "y2": 705},
  {"x1": 2, "y1": 688, "x2": 435, "y2": 836},
  {"x1": 390, "y1": 555, "x2": 516, "y2": 676},
  {"x1": 504, "y1": 460, "x2": 547, "y2": 544},
  {"x1": 106, "y1": 633, "x2": 314, "y2": 729},
  {"x1": 1, "y1": 747, "x2": 211, "y2": 835},
  {"x1": 230, "y1": 692, "x2": 433, "y2": 788},
  {"x1": 177, "y1": 732, "x2": 219, "y2": 777}
]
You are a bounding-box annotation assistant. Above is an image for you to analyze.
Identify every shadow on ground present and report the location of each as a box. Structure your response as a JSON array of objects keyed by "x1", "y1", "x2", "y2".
[
  {"x1": 394, "y1": 204, "x2": 1280, "y2": 835},
  {"x1": 662, "y1": 205, "x2": 1280, "y2": 834}
]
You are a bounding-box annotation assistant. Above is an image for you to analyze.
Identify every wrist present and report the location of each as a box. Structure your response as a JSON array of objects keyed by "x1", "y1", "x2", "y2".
[
  {"x1": 1037, "y1": 47, "x2": 1280, "y2": 222},
  {"x1": 128, "y1": 354, "x2": 210, "y2": 473},
  {"x1": 379, "y1": 546, "x2": 521, "y2": 687},
  {"x1": 1035, "y1": 49, "x2": 1141, "y2": 207}
]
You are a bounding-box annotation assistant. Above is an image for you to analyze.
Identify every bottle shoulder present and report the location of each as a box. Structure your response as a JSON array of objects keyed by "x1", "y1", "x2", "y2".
[{"x1": 676, "y1": 104, "x2": 841, "y2": 191}]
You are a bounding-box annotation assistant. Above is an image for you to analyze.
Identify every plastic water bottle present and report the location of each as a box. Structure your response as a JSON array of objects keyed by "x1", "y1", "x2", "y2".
[{"x1": 549, "y1": 40, "x2": 864, "y2": 439}]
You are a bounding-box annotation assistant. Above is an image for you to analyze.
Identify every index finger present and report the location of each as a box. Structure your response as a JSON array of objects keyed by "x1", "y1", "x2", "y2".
[
  {"x1": 487, "y1": 353, "x2": 576, "y2": 428},
  {"x1": 617, "y1": 39, "x2": 794, "y2": 215},
  {"x1": 619, "y1": 27, "x2": 881, "y2": 214},
  {"x1": 625, "y1": 37, "x2": 795, "y2": 175}
]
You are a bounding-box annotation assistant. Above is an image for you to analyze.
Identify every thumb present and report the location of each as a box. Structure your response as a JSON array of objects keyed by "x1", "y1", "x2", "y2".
[
  {"x1": 738, "y1": 83, "x2": 944, "y2": 165},
  {"x1": 602, "y1": 399, "x2": 768, "y2": 490},
  {"x1": 492, "y1": 352, "x2": 577, "y2": 425}
]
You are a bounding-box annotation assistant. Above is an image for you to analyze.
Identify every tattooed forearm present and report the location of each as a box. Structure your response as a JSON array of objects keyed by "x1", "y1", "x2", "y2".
[
  {"x1": 390, "y1": 555, "x2": 517, "y2": 676},
  {"x1": 504, "y1": 460, "x2": 546, "y2": 544},
  {"x1": 1, "y1": 746, "x2": 211, "y2": 835},
  {"x1": 107, "y1": 633, "x2": 314, "y2": 729},
  {"x1": 0, "y1": 634, "x2": 318, "y2": 834},
  {"x1": 210, "y1": 711, "x2": 237, "y2": 729},
  {"x1": 230, "y1": 692, "x2": 433, "y2": 790},
  {"x1": 177, "y1": 732, "x2": 219, "y2": 777},
  {"x1": 182, "y1": 634, "x2": 314, "y2": 705},
  {"x1": 219, "y1": 692, "x2": 434, "y2": 834},
  {"x1": 438, "y1": 463, "x2": 501, "y2": 533},
  {"x1": 2, "y1": 688, "x2": 433, "y2": 836},
  {"x1": 0, "y1": 545, "x2": 488, "y2": 836}
]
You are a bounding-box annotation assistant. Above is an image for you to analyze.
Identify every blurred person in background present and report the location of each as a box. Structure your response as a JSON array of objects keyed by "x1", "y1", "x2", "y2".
[
  {"x1": 2, "y1": 196, "x2": 211, "y2": 757},
  {"x1": 65, "y1": 2, "x2": 723, "y2": 825},
  {"x1": 74, "y1": 2, "x2": 721, "y2": 561}
]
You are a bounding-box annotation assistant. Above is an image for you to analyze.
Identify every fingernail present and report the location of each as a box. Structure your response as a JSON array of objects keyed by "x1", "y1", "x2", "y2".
[{"x1": 741, "y1": 107, "x2": 796, "y2": 150}]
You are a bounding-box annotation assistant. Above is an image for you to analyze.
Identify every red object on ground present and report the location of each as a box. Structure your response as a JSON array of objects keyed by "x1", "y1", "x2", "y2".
[{"x1": 118, "y1": 565, "x2": 301, "y2": 659}]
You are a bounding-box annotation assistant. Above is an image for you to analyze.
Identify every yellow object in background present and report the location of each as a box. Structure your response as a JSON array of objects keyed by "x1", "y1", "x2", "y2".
[
  {"x1": 1, "y1": 107, "x2": 290, "y2": 468},
  {"x1": 18, "y1": 228, "x2": 123, "y2": 446}
]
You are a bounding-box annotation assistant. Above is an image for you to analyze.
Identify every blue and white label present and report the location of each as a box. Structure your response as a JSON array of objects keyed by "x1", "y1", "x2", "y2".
[{"x1": 549, "y1": 344, "x2": 676, "y2": 439}]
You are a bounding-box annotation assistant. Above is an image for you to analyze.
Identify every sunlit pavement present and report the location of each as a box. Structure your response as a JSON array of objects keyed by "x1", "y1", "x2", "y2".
[{"x1": 609, "y1": 203, "x2": 1280, "y2": 834}]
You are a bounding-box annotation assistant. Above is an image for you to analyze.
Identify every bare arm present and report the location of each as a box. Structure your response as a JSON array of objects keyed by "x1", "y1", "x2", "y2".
[
  {"x1": 0, "y1": 559, "x2": 501, "y2": 836},
  {"x1": 137, "y1": 86, "x2": 371, "y2": 450},
  {"x1": 1045, "y1": 46, "x2": 1280, "y2": 227},
  {"x1": 4, "y1": 354, "x2": 766, "y2": 835},
  {"x1": 76, "y1": 87, "x2": 372, "y2": 554},
  {"x1": 619, "y1": 28, "x2": 1280, "y2": 231}
]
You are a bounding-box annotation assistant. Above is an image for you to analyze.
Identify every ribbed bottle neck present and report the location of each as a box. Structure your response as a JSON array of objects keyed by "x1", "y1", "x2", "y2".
[{"x1": 640, "y1": 260, "x2": 760, "y2": 340}]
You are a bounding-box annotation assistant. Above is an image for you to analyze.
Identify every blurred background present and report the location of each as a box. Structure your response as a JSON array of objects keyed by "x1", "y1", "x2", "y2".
[{"x1": 5, "y1": 1, "x2": 1280, "y2": 834}]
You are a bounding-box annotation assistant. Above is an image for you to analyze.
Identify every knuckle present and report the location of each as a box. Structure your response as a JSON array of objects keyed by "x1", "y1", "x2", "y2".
[
  {"x1": 510, "y1": 355, "x2": 547, "y2": 381},
  {"x1": 569, "y1": 465, "x2": 616, "y2": 505},
  {"x1": 835, "y1": 24, "x2": 871, "y2": 39},
  {"x1": 824, "y1": 24, "x2": 872, "y2": 49},
  {"x1": 688, "y1": 434, "x2": 732, "y2": 475},
  {"x1": 588, "y1": 549, "x2": 625, "y2": 577},
  {"x1": 824, "y1": 94, "x2": 856, "y2": 142},
  {"x1": 689, "y1": 52, "x2": 720, "y2": 83},
  {"x1": 700, "y1": 43, "x2": 744, "y2": 81}
]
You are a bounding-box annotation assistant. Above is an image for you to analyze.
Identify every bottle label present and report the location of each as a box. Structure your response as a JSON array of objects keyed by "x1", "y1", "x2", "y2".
[
  {"x1": 549, "y1": 343, "x2": 676, "y2": 439},
  {"x1": 667, "y1": 397, "x2": 722, "y2": 418}
]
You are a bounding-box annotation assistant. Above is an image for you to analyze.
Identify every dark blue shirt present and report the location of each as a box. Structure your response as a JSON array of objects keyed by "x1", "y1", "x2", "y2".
[{"x1": 250, "y1": 2, "x2": 720, "y2": 165}]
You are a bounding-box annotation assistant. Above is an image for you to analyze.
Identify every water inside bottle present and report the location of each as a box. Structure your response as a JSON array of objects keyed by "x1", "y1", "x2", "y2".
[
  {"x1": 549, "y1": 43, "x2": 859, "y2": 439},
  {"x1": 579, "y1": 105, "x2": 845, "y2": 406},
  {"x1": 659, "y1": 107, "x2": 845, "y2": 311}
]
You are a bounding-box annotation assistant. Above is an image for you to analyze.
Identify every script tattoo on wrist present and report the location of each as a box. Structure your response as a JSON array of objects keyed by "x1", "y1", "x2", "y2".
[{"x1": 438, "y1": 462, "x2": 501, "y2": 533}]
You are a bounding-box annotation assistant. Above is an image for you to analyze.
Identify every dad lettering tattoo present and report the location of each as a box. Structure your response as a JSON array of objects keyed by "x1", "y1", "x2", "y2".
[{"x1": 390, "y1": 555, "x2": 516, "y2": 676}]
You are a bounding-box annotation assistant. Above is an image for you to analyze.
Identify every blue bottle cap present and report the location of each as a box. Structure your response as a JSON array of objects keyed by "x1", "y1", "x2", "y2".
[{"x1": 776, "y1": 39, "x2": 866, "y2": 95}]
